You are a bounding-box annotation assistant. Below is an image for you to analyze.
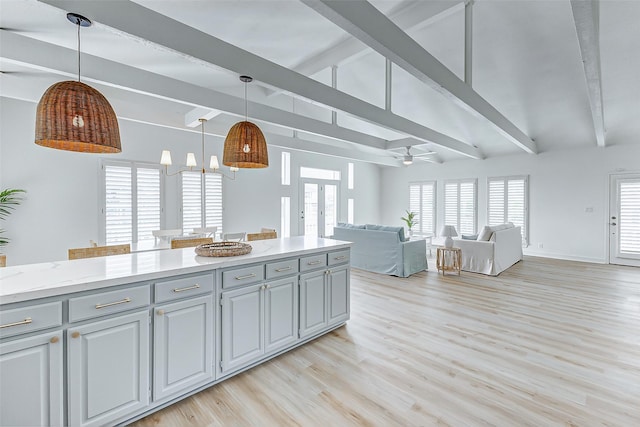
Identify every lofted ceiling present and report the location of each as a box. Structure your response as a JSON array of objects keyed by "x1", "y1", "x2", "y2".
[{"x1": 1, "y1": 0, "x2": 639, "y2": 167}]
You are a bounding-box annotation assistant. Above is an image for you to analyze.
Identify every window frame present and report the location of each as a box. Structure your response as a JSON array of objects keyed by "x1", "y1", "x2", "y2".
[
  {"x1": 408, "y1": 181, "x2": 437, "y2": 236},
  {"x1": 487, "y1": 175, "x2": 529, "y2": 247},
  {"x1": 180, "y1": 171, "x2": 223, "y2": 236},
  {"x1": 444, "y1": 178, "x2": 478, "y2": 235}
]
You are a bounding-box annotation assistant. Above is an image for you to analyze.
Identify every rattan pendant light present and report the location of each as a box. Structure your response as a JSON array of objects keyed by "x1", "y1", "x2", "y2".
[
  {"x1": 222, "y1": 76, "x2": 268, "y2": 168},
  {"x1": 35, "y1": 13, "x2": 121, "y2": 153}
]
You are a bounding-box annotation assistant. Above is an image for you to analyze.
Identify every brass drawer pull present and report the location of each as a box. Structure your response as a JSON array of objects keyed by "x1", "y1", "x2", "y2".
[
  {"x1": 95, "y1": 297, "x2": 131, "y2": 309},
  {"x1": 50, "y1": 336, "x2": 60, "y2": 344},
  {"x1": 307, "y1": 260, "x2": 322, "y2": 265},
  {"x1": 235, "y1": 273, "x2": 256, "y2": 280},
  {"x1": 0, "y1": 317, "x2": 32, "y2": 329},
  {"x1": 275, "y1": 266, "x2": 292, "y2": 272},
  {"x1": 334, "y1": 256, "x2": 347, "y2": 260},
  {"x1": 173, "y1": 284, "x2": 200, "y2": 293}
]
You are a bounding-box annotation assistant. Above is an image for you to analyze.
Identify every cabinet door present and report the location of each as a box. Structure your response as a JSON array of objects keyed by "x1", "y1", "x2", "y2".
[
  {"x1": 299, "y1": 270, "x2": 328, "y2": 339},
  {"x1": 0, "y1": 331, "x2": 63, "y2": 427},
  {"x1": 154, "y1": 295, "x2": 213, "y2": 401},
  {"x1": 328, "y1": 265, "x2": 350, "y2": 326},
  {"x1": 264, "y1": 277, "x2": 298, "y2": 354},
  {"x1": 68, "y1": 310, "x2": 150, "y2": 427},
  {"x1": 221, "y1": 284, "x2": 264, "y2": 373}
]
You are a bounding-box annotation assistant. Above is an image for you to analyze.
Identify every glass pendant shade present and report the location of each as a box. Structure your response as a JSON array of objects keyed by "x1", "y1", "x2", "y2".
[
  {"x1": 223, "y1": 121, "x2": 268, "y2": 169},
  {"x1": 35, "y1": 81, "x2": 121, "y2": 153}
]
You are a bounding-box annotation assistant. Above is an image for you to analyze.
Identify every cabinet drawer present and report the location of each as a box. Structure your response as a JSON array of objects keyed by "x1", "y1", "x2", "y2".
[
  {"x1": 69, "y1": 285, "x2": 150, "y2": 323},
  {"x1": 328, "y1": 249, "x2": 350, "y2": 266},
  {"x1": 0, "y1": 301, "x2": 62, "y2": 339},
  {"x1": 155, "y1": 273, "x2": 214, "y2": 303},
  {"x1": 299, "y1": 253, "x2": 327, "y2": 272},
  {"x1": 222, "y1": 264, "x2": 264, "y2": 289},
  {"x1": 265, "y1": 258, "x2": 299, "y2": 280}
]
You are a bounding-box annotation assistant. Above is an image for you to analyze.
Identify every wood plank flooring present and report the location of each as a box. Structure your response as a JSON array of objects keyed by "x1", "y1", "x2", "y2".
[{"x1": 132, "y1": 256, "x2": 640, "y2": 426}]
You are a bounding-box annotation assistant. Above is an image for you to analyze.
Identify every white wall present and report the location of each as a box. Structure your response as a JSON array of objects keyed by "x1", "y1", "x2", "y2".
[
  {"x1": 0, "y1": 97, "x2": 381, "y2": 266},
  {"x1": 381, "y1": 144, "x2": 640, "y2": 263}
]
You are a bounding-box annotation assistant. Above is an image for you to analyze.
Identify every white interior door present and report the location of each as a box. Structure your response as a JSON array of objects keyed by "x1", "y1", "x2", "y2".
[
  {"x1": 300, "y1": 179, "x2": 338, "y2": 238},
  {"x1": 609, "y1": 174, "x2": 640, "y2": 266}
]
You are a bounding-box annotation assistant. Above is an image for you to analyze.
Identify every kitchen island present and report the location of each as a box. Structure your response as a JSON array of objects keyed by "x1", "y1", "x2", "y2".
[{"x1": 0, "y1": 236, "x2": 351, "y2": 427}]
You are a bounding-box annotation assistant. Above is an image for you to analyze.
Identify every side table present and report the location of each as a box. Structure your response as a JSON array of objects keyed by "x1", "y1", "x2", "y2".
[{"x1": 436, "y1": 247, "x2": 461, "y2": 275}]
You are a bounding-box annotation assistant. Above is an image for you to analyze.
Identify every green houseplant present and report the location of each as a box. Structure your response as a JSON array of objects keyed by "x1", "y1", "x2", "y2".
[
  {"x1": 400, "y1": 210, "x2": 416, "y2": 236},
  {"x1": 0, "y1": 188, "x2": 26, "y2": 266}
]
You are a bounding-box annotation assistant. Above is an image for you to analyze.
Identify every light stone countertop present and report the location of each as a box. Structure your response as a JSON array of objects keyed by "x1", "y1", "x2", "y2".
[{"x1": 0, "y1": 237, "x2": 351, "y2": 305}]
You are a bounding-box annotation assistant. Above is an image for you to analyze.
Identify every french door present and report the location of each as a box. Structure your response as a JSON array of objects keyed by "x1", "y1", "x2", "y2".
[
  {"x1": 300, "y1": 179, "x2": 338, "y2": 238},
  {"x1": 609, "y1": 174, "x2": 640, "y2": 266}
]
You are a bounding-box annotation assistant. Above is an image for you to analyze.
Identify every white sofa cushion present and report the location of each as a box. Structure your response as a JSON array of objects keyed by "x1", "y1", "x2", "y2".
[{"x1": 477, "y1": 226, "x2": 492, "y2": 241}]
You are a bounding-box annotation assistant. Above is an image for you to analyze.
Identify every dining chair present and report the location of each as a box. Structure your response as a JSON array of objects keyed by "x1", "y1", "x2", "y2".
[
  {"x1": 68, "y1": 244, "x2": 131, "y2": 260},
  {"x1": 170, "y1": 237, "x2": 213, "y2": 249},
  {"x1": 152, "y1": 229, "x2": 183, "y2": 244},
  {"x1": 247, "y1": 231, "x2": 277, "y2": 241},
  {"x1": 191, "y1": 226, "x2": 218, "y2": 239},
  {"x1": 222, "y1": 232, "x2": 246, "y2": 242}
]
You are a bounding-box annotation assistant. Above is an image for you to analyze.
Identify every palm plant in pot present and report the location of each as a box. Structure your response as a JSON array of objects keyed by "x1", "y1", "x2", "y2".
[
  {"x1": 400, "y1": 210, "x2": 417, "y2": 238},
  {"x1": 0, "y1": 188, "x2": 26, "y2": 267}
]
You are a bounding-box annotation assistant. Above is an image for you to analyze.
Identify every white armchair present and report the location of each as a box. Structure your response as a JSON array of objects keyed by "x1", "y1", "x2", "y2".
[{"x1": 453, "y1": 224, "x2": 523, "y2": 275}]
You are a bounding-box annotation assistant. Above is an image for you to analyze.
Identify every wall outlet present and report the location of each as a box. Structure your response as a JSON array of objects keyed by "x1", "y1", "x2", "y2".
[{"x1": 538, "y1": 243, "x2": 543, "y2": 249}]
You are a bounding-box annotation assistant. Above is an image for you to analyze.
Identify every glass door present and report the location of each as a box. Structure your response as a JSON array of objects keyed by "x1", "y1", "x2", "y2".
[
  {"x1": 300, "y1": 179, "x2": 338, "y2": 238},
  {"x1": 609, "y1": 174, "x2": 640, "y2": 266}
]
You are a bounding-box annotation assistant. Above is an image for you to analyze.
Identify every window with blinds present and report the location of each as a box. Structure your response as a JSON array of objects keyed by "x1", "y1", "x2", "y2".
[
  {"x1": 181, "y1": 172, "x2": 223, "y2": 234},
  {"x1": 444, "y1": 179, "x2": 477, "y2": 235},
  {"x1": 409, "y1": 181, "x2": 436, "y2": 235},
  {"x1": 619, "y1": 180, "x2": 640, "y2": 254},
  {"x1": 102, "y1": 161, "x2": 163, "y2": 244},
  {"x1": 488, "y1": 176, "x2": 528, "y2": 246}
]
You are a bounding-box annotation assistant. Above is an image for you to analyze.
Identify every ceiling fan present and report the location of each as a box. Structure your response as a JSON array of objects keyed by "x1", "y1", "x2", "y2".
[{"x1": 395, "y1": 146, "x2": 436, "y2": 165}]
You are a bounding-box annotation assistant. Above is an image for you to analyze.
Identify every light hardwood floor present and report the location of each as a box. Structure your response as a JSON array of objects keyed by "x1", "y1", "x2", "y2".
[{"x1": 133, "y1": 256, "x2": 640, "y2": 426}]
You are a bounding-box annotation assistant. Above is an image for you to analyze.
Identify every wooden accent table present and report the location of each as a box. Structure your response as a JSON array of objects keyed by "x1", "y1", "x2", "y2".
[{"x1": 436, "y1": 247, "x2": 461, "y2": 275}]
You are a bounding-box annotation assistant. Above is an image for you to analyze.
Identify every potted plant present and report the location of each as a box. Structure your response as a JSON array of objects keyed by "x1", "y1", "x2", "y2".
[
  {"x1": 400, "y1": 210, "x2": 416, "y2": 237},
  {"x1": 0, "y1": 188, "x2": 26, "y2": 267}
]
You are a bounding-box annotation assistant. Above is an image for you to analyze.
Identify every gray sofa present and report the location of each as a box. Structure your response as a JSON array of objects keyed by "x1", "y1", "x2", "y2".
[{"x1": 332, "y1": 224, "x2": 427, "y2": 277}]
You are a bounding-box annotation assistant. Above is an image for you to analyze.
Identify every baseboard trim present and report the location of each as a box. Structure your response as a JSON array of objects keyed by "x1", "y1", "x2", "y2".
[{"x1": 523, "y1": 249, "x2": 606, "y2": 264}]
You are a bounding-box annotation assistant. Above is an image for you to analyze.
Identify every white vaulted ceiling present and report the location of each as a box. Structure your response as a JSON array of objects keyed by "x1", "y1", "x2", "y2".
[{"x1": 1, "y1": 0, "x2": 639, "y2": 166}]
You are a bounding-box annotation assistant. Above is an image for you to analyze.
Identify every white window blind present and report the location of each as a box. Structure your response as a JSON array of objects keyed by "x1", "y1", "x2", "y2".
[
  {"x1": 620, "y1": 180, "x2": 640, "y2": 254},
  {"x1": 488, "y1": 176, "x2": 528, "y2": 246},
  {"x1": 444, "y1": 180, "x2": 477, "y2": 235},
  {"x1": 281, "y1": 151, "x2": 290, "y2": 186},
  {"x1": 281, "y1": 197, "x2": 291, "y2": 238},
  {"x1": 103, "y1": 161, "x2": 163, "y2": 245},
  {"x1": 409, "y1": 182, "x2": 436, "y2": 235},
  {"x1": 182, "y1": 172, "x2": 224, "y2": 235}
]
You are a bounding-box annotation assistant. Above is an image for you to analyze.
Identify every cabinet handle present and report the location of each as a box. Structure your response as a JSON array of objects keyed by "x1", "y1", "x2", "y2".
[
  {"x1": 266, "y1": 284, "x2": 271, "y2": 289},
  {"x1": 50, "y1": 336, "x2": 60, "y2": 344},
  {"x1": 172, "y1": 284, "x2": 200, "y2": 293},
  {"x1": 95, "y1": 297, "x2": 131, "y2": 309},
  {"x1": 157, "y1": 309, "x2": 165, "y2": 316},
  {"x1": 235, "y1": 273, "x2": 256, "y2": 280},
  {"x1": 71, "y1": 331, "x2": 80, "y2": 339},
  {"x1": 261, "y1": 285, "x2": 266, "y2": 290},
  {"x1": 0, "y1": 317, "x2": 32, "y2": 329},
  {"x1": 275, "y1": 266, "x2": 292, "y2": 272},
  {"x1": 334, "y1": 255, "x2": 347, "y2": 260},
  {"x1": 307, "y1": 260, "x2": 322, "y2": 265}
]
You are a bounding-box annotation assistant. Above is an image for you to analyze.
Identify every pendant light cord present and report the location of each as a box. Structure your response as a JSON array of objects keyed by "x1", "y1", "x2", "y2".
[
  {"x1": 244, "y1": 80, "x2": 248, "y2": 122},
  {"x1": 77, "y1": 21, "x2": 81, "y2": 82},
  {"x1": 201, "y1": 120, "x2": 205, "y2": 171}
]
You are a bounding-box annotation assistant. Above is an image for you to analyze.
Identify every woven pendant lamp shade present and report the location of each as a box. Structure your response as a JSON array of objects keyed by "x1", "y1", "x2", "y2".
[
  {"x1": 35, "y1": 80, "x2": 121, "y2": 153},
  {"x1": 223, "y1": 121, "x2": 268, "y2": 168}
]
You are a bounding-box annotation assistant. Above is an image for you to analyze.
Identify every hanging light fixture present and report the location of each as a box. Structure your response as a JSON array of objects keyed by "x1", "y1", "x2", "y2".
[
  {"x1": 160, "y1": 119, "x2": 237, "y2": 179},
  {"x1": 223, "y1": 75, "x2": 268, "y2": 169},
  {"x1": 35, "y1": 13, "x2": 121, "y2": 153}
]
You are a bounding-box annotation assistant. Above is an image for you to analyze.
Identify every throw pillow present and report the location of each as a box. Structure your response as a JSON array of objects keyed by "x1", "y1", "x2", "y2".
[
  {"x1": 461, "y1": 234, "x2": 478, "y2": 240},
  {"x1": 477, "y1": 226, "x2": 492, "y2": 241}
]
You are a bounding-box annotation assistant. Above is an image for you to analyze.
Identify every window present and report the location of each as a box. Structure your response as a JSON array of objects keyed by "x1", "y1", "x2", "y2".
[
  {"x1": 444, "y1": 179, "x2": 477, "y2": 235},
  {"x1": 300, "y1": 167, "x2": 340, "y2": 180},
  {"x1": 347, "y1": 198, "x2": 354, "y2": 224},
  {"x1": 347, "y1": 163, "x2": 354, "y2": 189},
  {"x1": 281, "y1": 196, "x2": 290, "y2": 238},
  {"x1": 281, "y1": 152, "x2": 290, "y2": 186},
  {"x1": 409, "y1": 181, "x2": 436, "y2": 235},
  {"x1": 102, "y1": 160, "x2": 163, "y2": 244},
  {"x1": 488, "y1": 176, "x2": 529, "y2": 246},
  {"x1": 181, "y1": 172, "x2": 223, "y2": 235}
]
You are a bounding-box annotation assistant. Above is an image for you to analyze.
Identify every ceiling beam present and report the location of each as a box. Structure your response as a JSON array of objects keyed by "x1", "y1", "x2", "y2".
[
  {"x1": 267, "y1": 0, "x2": 463, "y2": 97},
  {"x1": 38, "y1": 0, "x2": 483, "y2": 159},
  {"x1": 570, "y1": 0, "x2": 606, "y2": 147},
  {"x1": 0, "y1": 30, "x2": 390, "y2": 151},
  {"x1": 300, "y1": 0, "x2": 537, "y2": 155}
]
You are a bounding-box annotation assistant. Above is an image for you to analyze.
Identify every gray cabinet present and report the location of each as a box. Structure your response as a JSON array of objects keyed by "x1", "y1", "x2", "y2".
[
  {"x1": 0, "y1": 330, "x2": 63, "y2": 427},
  {"x1": 153, "y1": 295, "x2": 213, "y2": 401},
  {"x1": 221, "y1": 276, "x2": 298, "y2": 373},
  {"x1": 300, "y1": 263, "x2": 350, "y2": 339},
  {"x1": 67, "y1": 310, "x2": 150, "y2": 427}
]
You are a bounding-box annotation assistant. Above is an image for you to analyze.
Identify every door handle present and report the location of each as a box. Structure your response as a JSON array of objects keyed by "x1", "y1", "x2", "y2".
[{"x1": 610, "y1": 222, "x2": 617, "y2": 226}]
